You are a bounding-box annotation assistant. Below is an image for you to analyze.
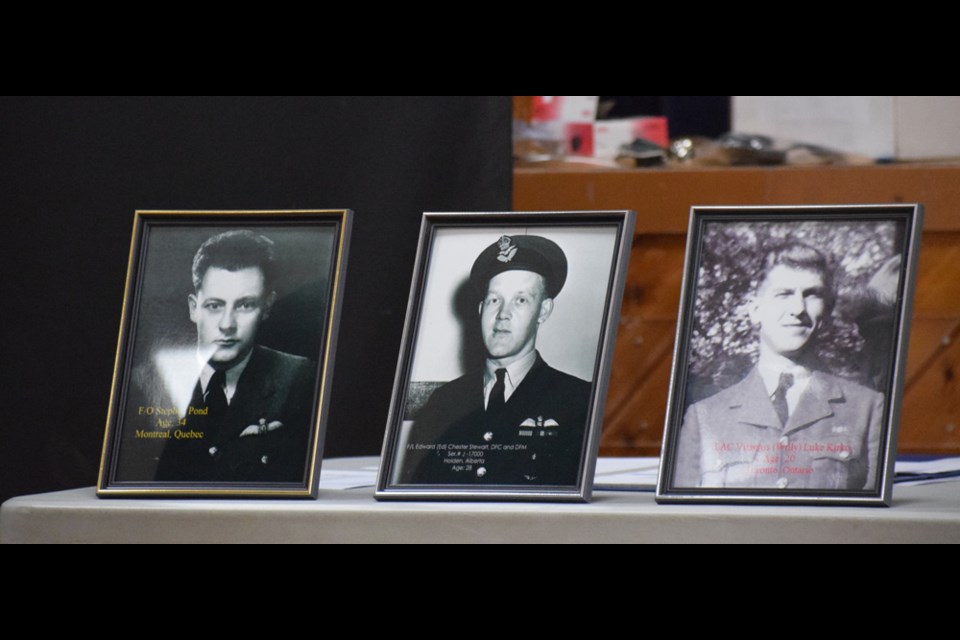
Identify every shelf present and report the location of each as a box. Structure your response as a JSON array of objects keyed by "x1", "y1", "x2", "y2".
[{"x1": 515, "y1": 163, "x2": 960, "y2": 456}]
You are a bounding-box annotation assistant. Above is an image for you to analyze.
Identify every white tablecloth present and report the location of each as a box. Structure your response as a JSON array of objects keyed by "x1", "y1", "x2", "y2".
[{"x1": 2, "y1": 457, "x2": 958, "y2": 543}]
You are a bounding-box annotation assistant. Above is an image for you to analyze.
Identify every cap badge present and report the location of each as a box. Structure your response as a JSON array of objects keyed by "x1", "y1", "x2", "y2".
[{"x1": 496, "y1": 236, "x2": 517, "y2": 263}]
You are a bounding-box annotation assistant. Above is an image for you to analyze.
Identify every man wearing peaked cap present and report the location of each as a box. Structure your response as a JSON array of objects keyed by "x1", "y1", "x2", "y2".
[
  {"x1": 400, "y1": 234, "x2": 592, "y2": 486},
  {"x1": 470, "y1": 234, "x2": 569, "y2": 299}
]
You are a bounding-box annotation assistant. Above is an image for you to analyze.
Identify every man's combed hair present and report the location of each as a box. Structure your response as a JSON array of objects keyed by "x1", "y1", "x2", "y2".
[
  {"x1": 192, "y1": 230, "x2": 276, "y2": 292},
  {"x1": 756, "y1": 241, "x2": 835, "y2": 313}
]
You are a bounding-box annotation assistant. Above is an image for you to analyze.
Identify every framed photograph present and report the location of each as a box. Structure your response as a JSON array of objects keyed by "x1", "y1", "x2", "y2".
[
  {"x1": 97, "y1": 210, "x2": 351, "y2": 498},
  {"x1": 657, "y1": 205, "x2": 923, "y2": 506},
  {"x1": 376, "y1": 211, "x2": 635, "y2": 501}
]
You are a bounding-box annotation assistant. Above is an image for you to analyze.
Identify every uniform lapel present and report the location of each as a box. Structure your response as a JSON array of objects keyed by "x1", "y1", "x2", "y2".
[
  {"x1": 490, "y1": 354, "x2": 545, "y2": 430},
  {"x1": 189, "y1": 378, "x2": 205, "y2": 411},
  {"x1": 502, "y1": 354, "x2": 544, "y2": 408},
  {"x1": 728, "y1": 367, "x2": 782, "y2": 430},
  {"x1": 471, "y1": 371, "x2": 486, "y2": 413},
  {"x1": 785, "y1": 370, "x2": 841, "y2": 433},
  {"x1": 224, "y1": 347, "x2": 276, "y2": 436}
]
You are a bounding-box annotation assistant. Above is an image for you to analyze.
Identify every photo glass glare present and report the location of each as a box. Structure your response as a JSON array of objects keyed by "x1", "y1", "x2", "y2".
[{"x1": 98, "y1": 210, "x2": 351, "y2": 498}]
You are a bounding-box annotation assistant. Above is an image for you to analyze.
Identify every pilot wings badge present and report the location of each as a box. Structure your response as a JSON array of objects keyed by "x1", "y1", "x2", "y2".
[
  {"x1": 239, "y1": 418, "x2": 284, "y2": 438},
  {"x1": 518, "y1": 416, "x2": 559, "y2": 437}
]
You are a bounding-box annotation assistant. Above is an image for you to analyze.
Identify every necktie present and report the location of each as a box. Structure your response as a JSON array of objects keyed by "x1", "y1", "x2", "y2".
[
  {"x1": 487, "y1": 368, "x2": 507, "y2": 415},
  {"x1": 206, "y1": 369, "x2": 228, "y2": 425},
  {"x1": 771, "y1": 372, "x2": 794, "y2": 426}
]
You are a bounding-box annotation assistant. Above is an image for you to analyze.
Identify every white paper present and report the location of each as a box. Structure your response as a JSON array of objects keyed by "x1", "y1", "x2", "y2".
[
  {"x1": 315, "y1": 459, "x2": 664, "y2": 491},
  {"x1": 593, "y1": 457, "x2": 660, "y2": 490},
  {"x1": 894, "y1": 457, "x2": 960, "y2": 485},
  {"x1": 895, "y1": 458, "x2": 960, "y2": 475},
  {"x1": 314, "y1": 457, "x2": 960, "y2": 491},
  {"x1": 318, "y1": 467, "x2": 379, "y2": 490}
]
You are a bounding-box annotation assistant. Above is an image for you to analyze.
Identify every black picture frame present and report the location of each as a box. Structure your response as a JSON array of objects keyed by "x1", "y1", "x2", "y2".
[
  {"x1": 97, "y1": 210, "x2": 351, "y2": 498},
  {"x1": 656, "y1": 205, "x2": 923, "y2": 506},
  {"x1": 376, "y1": 211, "x2": 635, "y2": 502}
]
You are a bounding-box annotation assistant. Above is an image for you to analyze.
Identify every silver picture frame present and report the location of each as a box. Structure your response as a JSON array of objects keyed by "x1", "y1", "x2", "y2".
[
  {"x1": 657, "y1": 204, "x2": 923, "y2": 506},
  {"x1": 376, "y1": 211, "x2": 635, "y2": 501}
]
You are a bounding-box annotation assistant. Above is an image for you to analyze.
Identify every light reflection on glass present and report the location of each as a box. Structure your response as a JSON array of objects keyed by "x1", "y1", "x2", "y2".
[{"x1": 153, "y1": 347, "x2": 203, "y2": 416}]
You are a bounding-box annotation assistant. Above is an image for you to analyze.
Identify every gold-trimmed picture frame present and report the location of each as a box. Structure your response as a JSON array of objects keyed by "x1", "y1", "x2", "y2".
[{"x1": 97, "y1": 210, "x2": 351, "y2": 498}]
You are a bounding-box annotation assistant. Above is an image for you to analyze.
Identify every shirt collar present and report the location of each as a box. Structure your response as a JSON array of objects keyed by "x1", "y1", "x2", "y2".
[
  {"x1": 756, "y1": 356, "x2": 811, "y2": 397},
  {"x1": 484, "y1": 349, "x2": 538, "y2": 392},
  {"x1": 198, "y1": 348, "x2": 254, "y2": 398}
]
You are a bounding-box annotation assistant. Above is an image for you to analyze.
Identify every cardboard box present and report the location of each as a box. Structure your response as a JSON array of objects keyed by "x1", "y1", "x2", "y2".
[
  {"x1": 531, "y1": 96, "x2": 598, "y2": 124},
  {"x1": 734, "y1": 96, "x2": 960, "y2": 160},
  {"x1": 565, "y1": 117, "x2": 669, "y2": 159}
]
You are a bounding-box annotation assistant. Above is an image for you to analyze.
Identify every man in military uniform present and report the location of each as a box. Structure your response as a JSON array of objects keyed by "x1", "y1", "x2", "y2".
[
  {"x1": 400, "y1": 234, "x2": 592, "y2": 486},
  {"x1": 154, "y1": 230, "x2": 316, "y2": 483},
  {"x1": 673, "y1": 242, "x2": 884, "y2": 491}
]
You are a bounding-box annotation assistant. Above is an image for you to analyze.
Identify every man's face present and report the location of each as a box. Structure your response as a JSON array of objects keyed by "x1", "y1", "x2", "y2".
[
  {"x1": 749, "y1": 264, "x2": 828, "y2": 357},
  {"x1": 189, "y1": 266, "x2": 273, "y2": 369},
  {"x1": 480, "y1": 270, "x2": 553, "y2": 364}
]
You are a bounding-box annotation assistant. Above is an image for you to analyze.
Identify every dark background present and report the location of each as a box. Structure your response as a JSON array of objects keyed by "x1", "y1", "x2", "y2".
[
  {"x1": 108, "y1": 223, "x2": 338, "y2": 482},
  {"x1": 125, "y1": 223, "x2": 337, "y2": 362},
  {"x1": 600, "y1": 96, "x2": 730, "y2": 138},
  {"x1": 0, "y1": 96, "x2": 512, "y2": 504}
]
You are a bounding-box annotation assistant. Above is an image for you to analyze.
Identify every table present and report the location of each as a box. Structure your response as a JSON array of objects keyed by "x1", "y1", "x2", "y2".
[{"x1": 2, "y1": 457, "x2": 957, "y2": 543}]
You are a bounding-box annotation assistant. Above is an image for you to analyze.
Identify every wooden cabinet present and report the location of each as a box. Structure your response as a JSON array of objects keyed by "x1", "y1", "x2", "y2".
[{"x1": 514, "y1": 163, "x2": 960, "y2": 455}]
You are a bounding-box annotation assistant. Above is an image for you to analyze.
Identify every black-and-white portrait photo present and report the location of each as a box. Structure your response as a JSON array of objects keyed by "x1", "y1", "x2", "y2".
[
  {"x1": 658, "y1": 205, "x2": 922, "y2": 505},
  {"x1": 378, "y1": 212, "x2": 634, "y2": 500},
  {"x1": 99, "y1": 211, "x2": 350, "y2": 496}
]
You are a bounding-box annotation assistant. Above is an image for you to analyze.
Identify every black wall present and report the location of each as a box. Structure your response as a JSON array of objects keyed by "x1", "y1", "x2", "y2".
[
  {"x1": 600, "y1": 96, "x2": 731, "y2": 138},
  {"x1": 0, "y1": 96, "x2": 512, "y2": 504}
]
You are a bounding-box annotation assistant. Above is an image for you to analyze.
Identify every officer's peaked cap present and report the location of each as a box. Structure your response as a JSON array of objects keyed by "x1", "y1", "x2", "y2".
[{"x1": 470, "y1": 234, "x2": 568, "y2": 299}]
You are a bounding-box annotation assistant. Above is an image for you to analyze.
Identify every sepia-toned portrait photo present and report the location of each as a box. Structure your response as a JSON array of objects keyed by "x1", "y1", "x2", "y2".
[
  {"x1": 98, "y1": 210, "x2": 350, "y2": 497},
  {"x1": 378, "y1": 212, "x2": 634, "y2": 501},
  {"x1": 658, "y1": 205, "x2": 922, "y2": 505}
]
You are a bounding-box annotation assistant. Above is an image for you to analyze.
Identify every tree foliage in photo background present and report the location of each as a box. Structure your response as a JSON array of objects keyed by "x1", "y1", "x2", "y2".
[{"x1": 687, "y1": 220, "x2": 899, "y2": 401}]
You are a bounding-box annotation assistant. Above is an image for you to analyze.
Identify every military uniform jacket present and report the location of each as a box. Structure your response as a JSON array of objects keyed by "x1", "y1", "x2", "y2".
[
  {"x1": 674, "y1": 367, "x2": 884, "y2": 491},
  {"x1": 400, "y1": 353, "x2": 591, "y2": 486},
  {"x1": 156, "y1": 346, "x2": 316, "y2": 483}
]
